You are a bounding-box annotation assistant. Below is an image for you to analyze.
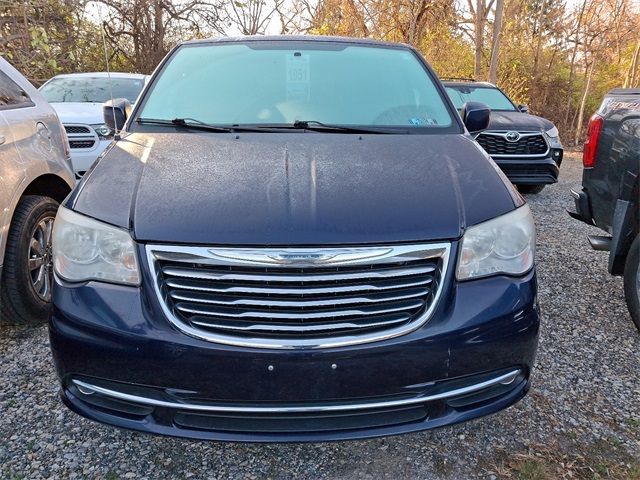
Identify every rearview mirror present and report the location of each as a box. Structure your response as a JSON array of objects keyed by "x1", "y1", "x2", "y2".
[
  {"x1": 518, "y1": 104, "x2": 529, "y2": 114},
  {"x1": 103, "y1": 98, "x2": 132, "y2": 132},
  {"x1": 460, "y1": 101, "x2": 490, "y2": 134}
]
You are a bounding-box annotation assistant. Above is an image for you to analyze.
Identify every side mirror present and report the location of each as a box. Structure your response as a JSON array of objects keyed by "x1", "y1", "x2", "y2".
[
  {"x1": 103, "y1": 98, "x2": 132, "y2": 132},
  {"x1": 461, "y1": 101, "x2": 490, "y2": 134},
  {"x1": 518, "y1": 104, "x2": 529, "y2": 114}
]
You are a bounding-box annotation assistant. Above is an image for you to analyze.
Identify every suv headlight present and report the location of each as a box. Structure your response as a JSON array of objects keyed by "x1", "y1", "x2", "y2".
[
  {"x1": 545, "y1": 126, "x2": 559, "y2": 139},
  {"x1": 53, "y1": 207, "x2": 140, "y2": 285},
  {"x1": 457, "y1": 205, "x2": 535, "y2": 280},
  {"x1": 91, "y1": 123, "x2": 114, "y2": 139}
]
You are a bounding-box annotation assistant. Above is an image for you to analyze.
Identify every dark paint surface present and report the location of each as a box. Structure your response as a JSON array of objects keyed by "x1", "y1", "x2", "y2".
[
  {"x1": 487, "y1": 111, "x2": 554, "y2": 132},
  {"x1": 52, "y1": 36, "x2": 540, "y2": 441},
  {"x1": 70, "y1": 131, "x2": 517, "y2": 244},
  {"x1": 583, "y1": 91, "x2": 640, "y2": 230},
  {"x1": 50, "y1": 259, "x2": 539, "y2": 440}
]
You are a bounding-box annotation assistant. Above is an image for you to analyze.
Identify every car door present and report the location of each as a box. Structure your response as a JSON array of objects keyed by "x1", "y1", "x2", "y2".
[{"x1": 0, "y1": 70, "x2": 31, "y2": 262}]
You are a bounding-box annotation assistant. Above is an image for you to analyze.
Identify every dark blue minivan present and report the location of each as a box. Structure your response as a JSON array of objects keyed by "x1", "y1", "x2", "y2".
[{"x1": 50, "y1": 36, "x2": 539, "y2": 442}]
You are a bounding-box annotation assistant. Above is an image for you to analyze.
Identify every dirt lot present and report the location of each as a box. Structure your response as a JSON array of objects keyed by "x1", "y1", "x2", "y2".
[{"x1": 1, "y1": 153, "x2": 639, "y2": 479}]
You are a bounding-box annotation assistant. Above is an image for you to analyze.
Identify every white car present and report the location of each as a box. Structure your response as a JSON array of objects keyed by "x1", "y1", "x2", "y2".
[{"x1": 39, "y1": 72, "x2": 149, "y2": 177}]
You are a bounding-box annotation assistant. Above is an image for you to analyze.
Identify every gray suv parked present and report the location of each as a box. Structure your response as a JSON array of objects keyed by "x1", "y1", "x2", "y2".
[{"x1": 0, "y1": 57, "x2": 74, "y2": 325}]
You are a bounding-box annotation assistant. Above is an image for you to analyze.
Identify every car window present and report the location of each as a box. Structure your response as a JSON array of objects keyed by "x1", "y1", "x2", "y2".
[
  {"x1": 445, "y1": 86, "x2": 516, "y2": 111},
  {"x1": 0, "y1": 69, "x2": 32, "y2": 109},
  {"x1": 138, "y1": 42, "x2": 455, "y2": 130},
  {"x1": 40, "y1": 77, "x2": 145, "y2": 103}
]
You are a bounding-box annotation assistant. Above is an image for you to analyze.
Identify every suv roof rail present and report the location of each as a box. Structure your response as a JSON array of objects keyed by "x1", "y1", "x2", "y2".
[{"x1": 440, "y1": 77, "x2": 476, "y2": 82}]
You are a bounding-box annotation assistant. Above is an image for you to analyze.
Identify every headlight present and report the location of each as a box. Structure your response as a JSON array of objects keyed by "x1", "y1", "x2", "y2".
[
  {"x1": 545, "y1": 126, "x2": 559, "y2": 139},
  {"x1": 457, "y1": 205, "x2": 535, "y2": 280},
  {"x1": 53, "y1": 207, "x2": 140, "y2": 285},
  {"x1": 91, "y1": 123, "x2": 114, "y2": 139}
]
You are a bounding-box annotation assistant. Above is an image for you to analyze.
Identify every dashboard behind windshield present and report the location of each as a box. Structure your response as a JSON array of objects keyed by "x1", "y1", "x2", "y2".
[{"x1": 445, "y1": 86, "x2": 516, "y2": 111}]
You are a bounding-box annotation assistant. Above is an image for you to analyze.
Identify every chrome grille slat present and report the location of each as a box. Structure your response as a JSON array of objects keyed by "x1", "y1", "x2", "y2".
[
  {"x1": 191, "y1": 313, "x2": 412, "y2": 333},
  {"x1": 169, "y1": 287, "x2": 429, "y2": 307},
  {"x1": 174, "y1": 299, "x2": 425, "y2": 320},
  {"x1": 162, "y1": 264, "x2": 435, "y2": 283},
  {"x1": 165, "y1": 276, "x2": 433, "y2": 295},
  {"x1": 146, "y1": 243, "x2": 450, "y2": 349}
]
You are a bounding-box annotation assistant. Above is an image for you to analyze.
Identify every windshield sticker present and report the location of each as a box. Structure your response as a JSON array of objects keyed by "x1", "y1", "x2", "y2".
[
  {"x1": 409, "y1": 117, "x2": 438, "y2": 126},
  {"x1": 286, "y1": 53, "x2": 310, "y2": 102}
]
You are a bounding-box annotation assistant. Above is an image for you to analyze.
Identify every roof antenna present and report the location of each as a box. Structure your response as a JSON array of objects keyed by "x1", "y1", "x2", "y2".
[{"x1": 97, "y1": 6, "x2": 120, "y2": 141}]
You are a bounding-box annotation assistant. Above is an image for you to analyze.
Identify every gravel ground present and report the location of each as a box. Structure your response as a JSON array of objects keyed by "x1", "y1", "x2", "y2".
[{"x1": 1, "y1": 153, "x2": 639, "y2": 480}]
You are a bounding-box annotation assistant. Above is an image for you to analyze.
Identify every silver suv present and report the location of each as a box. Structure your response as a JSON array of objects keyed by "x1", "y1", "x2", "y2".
[{"x1": 0, "y1": 57, "x2": 74, "y2": 325}]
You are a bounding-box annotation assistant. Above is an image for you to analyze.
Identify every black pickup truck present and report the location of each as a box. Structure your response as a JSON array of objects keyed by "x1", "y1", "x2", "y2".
[{"x1": 569, "y1": 88, "x2": 640, "y2": 330}]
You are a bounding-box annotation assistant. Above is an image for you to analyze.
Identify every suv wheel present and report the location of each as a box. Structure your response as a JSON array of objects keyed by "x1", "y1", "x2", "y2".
[
  {"x1": 624, "y1": 235, "x2": 640, "y2": 331},
  {"x1": 517, "y1": 184, "x2": 545, "y2": 194},
  {"x1": 0, "y1": 195, "x2": 59, "y2": 326}
]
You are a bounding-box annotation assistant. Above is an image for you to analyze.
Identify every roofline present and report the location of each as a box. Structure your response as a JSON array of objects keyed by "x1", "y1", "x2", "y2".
[
  {"x1": 442, "y1": 80, "x2": 496, "y2": 87},
  {"x1": 180, "y1": 35, "x2": 413, "y2": 50},
  {"x1": 50, "y1": 72, "x2": 149, "y2": 78},
  {"x1": 606, "y1": 88, "x2": 640, "y2": 95}
]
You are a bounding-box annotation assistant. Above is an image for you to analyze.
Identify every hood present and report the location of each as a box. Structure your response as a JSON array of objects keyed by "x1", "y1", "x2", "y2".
[
  {"x1": 488, "y1": 111, "x2": 554, "y2": 132},
  {"x1": 50, "y1": 102, "x2": 104, "y2": 125},
  {"x1": 71, "y1": 131, "x2": 518, "y2": 245}
]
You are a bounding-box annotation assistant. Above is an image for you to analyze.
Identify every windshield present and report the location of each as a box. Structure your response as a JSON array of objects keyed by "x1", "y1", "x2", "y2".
[
  {"x1": 40, "y1": 77, "x2": 145, "y2": 103},
  {"x1": 137, "y1": 42, "x2": 455, "y2": 130},
  {"x1": 445, "y1": 86, "x2": 516, "y2": 111}
]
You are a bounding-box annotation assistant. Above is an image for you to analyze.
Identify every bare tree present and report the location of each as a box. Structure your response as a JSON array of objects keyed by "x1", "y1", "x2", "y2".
[
  {"x1": 227, "y1": 0, "x2": 284, "y2": 35},
  {"x1": 488, "y1": 0, "x2": 503, "y2": 84},
  {"x1": 575, "y1": 59, "x2": 595, "y2": 145},
  {"x1": 624, "y1": 40, "x2": 640, "y2": 88},
  {"x1": 95, "y1": 0, "x2": 225, "y2": 74}
]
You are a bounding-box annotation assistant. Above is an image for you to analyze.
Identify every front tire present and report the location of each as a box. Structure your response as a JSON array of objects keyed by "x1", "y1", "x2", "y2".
[
  {"x1": 0, "y1": 195, "x2": 59, "y2": 326},
  {"x1": 624, "y1": 235, "x2": 640, "y2": 332},
  {"x1": 517, "y1": 184, "x2": 545, "y2": 194}
]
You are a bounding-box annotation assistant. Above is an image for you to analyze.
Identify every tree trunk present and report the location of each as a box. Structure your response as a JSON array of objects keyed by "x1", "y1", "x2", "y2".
[
  {"x1": 563, "y1": 0, "x2": 587, "y2": 127},
  {"x1": 532, "y1": 0, "x2": 547, "y2": 82},
  {"x1": 474, "y1": 0, "x2": 484, "y2": 79},
  {"x1": 488, "y1": 0, "x2": 504, "y2": 84},
  {"x1": 575, "y1": 60, "x2": 595, "y2": 146},
  {"x1": 624, "y1": 40, "x2": 640, "y2": 88}
]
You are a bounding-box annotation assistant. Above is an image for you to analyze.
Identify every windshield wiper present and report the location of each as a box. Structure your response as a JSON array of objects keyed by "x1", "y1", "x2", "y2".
[
  {"x1": 137, "y1": 117, "x2": 233, "y2": 132},
  {"x1": 136, "y1": 118, "x2": 404, "y2": 134},
  {"x1": 137, "y1": 118, "x2": 271, "y2": 133},
  {"x1": 291, "y1": 120, "x2": 403, "y2": 134}
]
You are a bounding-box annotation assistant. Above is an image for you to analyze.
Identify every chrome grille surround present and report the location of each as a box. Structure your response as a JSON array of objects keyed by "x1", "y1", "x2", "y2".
[
  {"x1": 146, "y1": 243, "x2": 450, "y2": 349},
  {"x1": 476, "y1": 131, "x2": 549, "y2": 158}
]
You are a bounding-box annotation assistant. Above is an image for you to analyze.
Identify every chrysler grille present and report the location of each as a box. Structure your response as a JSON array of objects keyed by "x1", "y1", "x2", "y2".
[
  {"x1": 477, "y1": 132, "x2": 548, "y2": 156},
  {"x1": 147, "y1": 244, "x2": 450, "y2": 349}
]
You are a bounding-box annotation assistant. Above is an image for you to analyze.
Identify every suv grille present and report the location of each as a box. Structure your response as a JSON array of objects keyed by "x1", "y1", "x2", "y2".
[
  {"x1": 147, "y1": 244, "x2": 449, "y2": 349},
  {"x1": 477, "y1": 133, "x2": 547, "y2": 156},
  {"x1": 64, "y1": 124, "x2": 97, "y2": 149},
  {"x1": 64, "y1": 125, "x2": 91, "y2": 134},
  {"x1": 69, "y1": 140, "x2": 95, "y2": 149}
]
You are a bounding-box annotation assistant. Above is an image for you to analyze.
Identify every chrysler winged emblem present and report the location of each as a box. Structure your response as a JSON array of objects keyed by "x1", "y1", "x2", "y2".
[
  {"x1": 267, "y1": 252, "x2": 339, "y2": 264},
  {"x1": 208, "y1": 248, "x2": 393, "y2": 266}
]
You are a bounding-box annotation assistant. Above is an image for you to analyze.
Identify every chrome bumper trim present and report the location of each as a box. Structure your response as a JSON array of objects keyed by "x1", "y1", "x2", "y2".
[{"x1": 72, "y1": 369, "x2": 521, "y2": 414}]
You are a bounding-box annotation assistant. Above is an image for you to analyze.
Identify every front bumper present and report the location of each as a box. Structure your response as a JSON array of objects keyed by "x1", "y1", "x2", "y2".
[
  {"x1": 69, "y1": 139, "x2": 111, "y2": 177},
  {"x1": 50, "y1": 269, "x2": 539, "y2": 442},
  {"x1": 495, "y1": 148, "x2": 563, "y2": 185}
]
